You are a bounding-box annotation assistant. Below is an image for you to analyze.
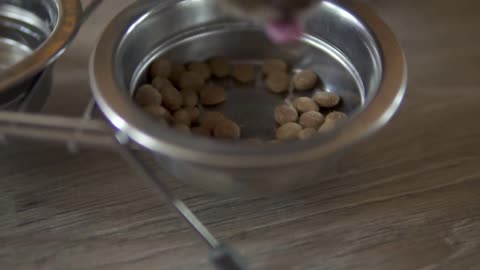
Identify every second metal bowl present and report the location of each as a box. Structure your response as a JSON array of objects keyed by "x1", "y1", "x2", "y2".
[{"x1": 0, "y1": 0, "x2": 82, "y2": 108}]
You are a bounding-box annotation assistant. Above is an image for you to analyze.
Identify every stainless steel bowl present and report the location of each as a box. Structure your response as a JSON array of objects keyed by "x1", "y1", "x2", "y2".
[
  {"x1": 91, "y1": 0, "x2": 407, "y2": 194},
  {"x1": 0, "y1": 0, "x2": 82, "y2": 107}
]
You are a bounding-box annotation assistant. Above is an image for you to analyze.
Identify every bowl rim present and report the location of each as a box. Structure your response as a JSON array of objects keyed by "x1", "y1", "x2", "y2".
[
  {"x1": 90, "y1": 0, "x2": 407, "y2": 168},
  {"x1": 0, "y1": 0, "x2": 82, "y2": 92}
]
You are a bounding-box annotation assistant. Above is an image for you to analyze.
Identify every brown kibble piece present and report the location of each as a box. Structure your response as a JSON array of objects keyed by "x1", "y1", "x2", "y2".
[
  {"x1": 143, "y1": 105, "x2": 171, "y2": 122},
  {"x1": 266, "y1": 71, "x2": 290, "y2": 93},
  {"x1": 135, "y1": 84, "x2": 162, "y2": 106},
  {"x1": 313, "y1": 91, "x2": 341, "y2": 108},
  {"x1": 200, "y1": 83, "x2": 226, "y2": 106},
  {"x1": 174, "y1": 123, "x2": 191, "y2": 133},
  {"x1": 181, "y1": 89, "x2": 199, "y2": 108},
  {"x1": 293, "y1": 69, "x2": 318, "y2": 91},
  {"x1": 143, "y1": 105, "x2": 172, "y2": 123},
  {"x1": 208, "y1": 57, "x2": 230, "y2": 78},
  {"x1": 298, "y1": 128, "x2": 317, "y2": 140},
  {"x1": 186, "y1": 107, "x2": 201, "y2": 123},
  {"x1": 274, "y1": 104, "x2": 298, "y2": 125},
  {"x1": 188, "y1": 62, "x2": 211, "y2": 81},
  {"x1": 326, "y1": 111, "x2": 348, "y2": 122},
  {"x1": 191, "y1": 126, "x2": 211, "y2": 137},
  {"x1": 299, "y1": 111, "x2": 325, "y2": 129},
  {"x1": 318, "y1": 119, "x2": 337, "y2": 133},
  {"x1": 263, "y1": 58, "x2": 288, "y2": 75},
  {"x1": 317, "y1": 111, "x2": 347, "y2": 134},
  {"x1": 198, "y1": 111, "x2": 226, "y2": 131},
  {"x1": 276, "y1": 122, "x2": 302, "y2": 141},
  {"x1": 173, "y1": 109, "x2": 192, "y2": 126},
  {"x1": 169, "y1": 63, "x2": 186, "y2": 85},
  {"x1": 152, "y1": 77, "x2": 173, "y2": 92},
  {"x1": 213, "y1": 119, "x2": 241, "y2": 139},
  {"x1": 179, "y1": 71, "x2": 205, "y2": 91},
  {"x1": 293, "y1": 97, "x2": 319, "y2": 113},
  {"x1": 232, "y1": 64, "x2": 256, "y2": 83},
  {"x1": 162, "y1": 85, "x2": 183, "y2": 111},
  {"x1": 150, "y1": 59, "x2": 171, "y2": 78}
]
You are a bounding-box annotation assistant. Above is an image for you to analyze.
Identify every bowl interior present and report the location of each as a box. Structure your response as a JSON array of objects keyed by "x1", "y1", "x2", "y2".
[
  {"x1": 136, "y1": 27, "x2": 364, "y2": 139},
  {"x1": 91, "y1": 0, "x2": 408, "y2": 168},
  {"x1": 0, "y1": 1, "x2": 57, "y2": 71},
  {"x1": 114, "y1": 0, "x2": 382, "y2": 139}
]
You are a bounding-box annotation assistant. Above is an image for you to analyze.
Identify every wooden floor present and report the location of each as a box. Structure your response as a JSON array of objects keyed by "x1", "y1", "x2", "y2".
[{"x1": 1, "y1": 0, "x2": 479, "y2": 269}]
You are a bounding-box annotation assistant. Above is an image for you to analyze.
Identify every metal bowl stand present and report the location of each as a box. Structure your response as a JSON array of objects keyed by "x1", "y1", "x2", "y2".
[{"x1": 0, "y1": 1, "x2": 246, "y2": 269}]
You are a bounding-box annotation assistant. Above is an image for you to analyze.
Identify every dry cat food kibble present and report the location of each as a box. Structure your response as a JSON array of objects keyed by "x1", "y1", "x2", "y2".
[
  {"x1": 313, "y1": 91, "x2": 341, "y2": 108},
  {"x1": 179, "y1": 71, "x2": 205, "y2": 91},
  {"x1": 186, "y1": 107, "x2": 200, "y2": 122},
  {"x1": 162, "y1": 85, "x2": 183, "y2": 111},
  {"x1": 181, "y1": 89, "x2": 199, "y2": 108},
  {"x1": 317, "y1": 119, "x2": 336, "y2": 133},
  {"x1": 318, "y1": 112, "x2": 348, "y2": 133},
  {"x1": 274, "y1": 104, "x2": 298, "y2": 125},
  {"x1": 293, "y1": 69, "x2": 318, "y2": 91},
  {"x1": 169, "y1": 63, "x2": 186, "y2": 85},
  {"x1": 266, "y1": 71, "x2": 290, "y2": 93},
  {"x1": 198, "y1": 111, "x2": 226, "y2": 131},
  {"x1": 276, "y1": 122, "x2": 303, "y2": 140},
  {"x1": 138, "y1": 56, "x2": 349, "y2": 141},
  {"x1": 232, "y1": 63, "x2": 256, "y2": 83},
  {"x1": 150, "y1": 58, "x2": 171, "y2": 78},
  {"x1": 298, "y1": 128, "x2": 317, "y2": 140},
  {"x1": 152, "y1": 77, "x2": 173, "y2": 92},
  {"x1": 143, "y1": 105, "x2": 171, "y2": 122},
  {"x1": 200, "y1": 83, "x2": 226, "y2": 106},
  {"x1": 188, "y1": 62, "x2": 211, "y2": 81},
  {"x1": 293, "y1": 97, "x2": 319, "y2": 113},
  {"x1": 263, "y1": 58, "x2": 288, "y2": 75},
  {"x1": 326, "y1": 111, "x2": 348, "y2": 121},
  {"x1": 299, "y1": 111, "x2": 325, "y2": 129},
  {"x1": 173, "y1": 109, "x2": 192, "y2": 126},
  {"x1": 214, "y1": 119, "x2": 241, "y2": 139},
  {"x1": 135, "y1": 84, "x2": 162, "y2": 106},
  {"x1": 208, "y1": 57, "x2": 231, "y2": 78}
]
